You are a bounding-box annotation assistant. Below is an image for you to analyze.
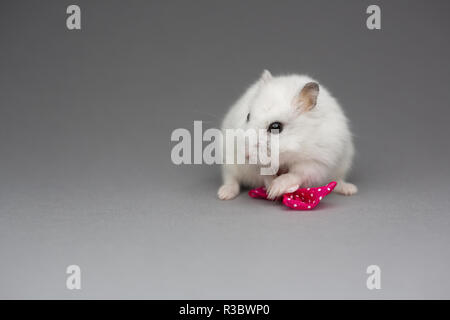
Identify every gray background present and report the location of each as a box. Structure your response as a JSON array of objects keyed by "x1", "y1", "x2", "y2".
[{"x1": 1, "y1": 0, "x2": 450, "y2": 299}]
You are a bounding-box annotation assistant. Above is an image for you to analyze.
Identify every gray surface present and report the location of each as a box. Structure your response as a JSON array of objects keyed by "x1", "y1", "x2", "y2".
[{"x1": 1, "y1": 0, "x2": 450, "y2": 299}]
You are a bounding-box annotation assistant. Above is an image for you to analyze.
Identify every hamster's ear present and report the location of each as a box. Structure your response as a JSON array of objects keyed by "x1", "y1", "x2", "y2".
[
  {"x1": 260, "y1": 69, "x2": 272, "y2": 83},
  {"x1": 295, "y1": 82, "x2": 319, "y2": 112}
]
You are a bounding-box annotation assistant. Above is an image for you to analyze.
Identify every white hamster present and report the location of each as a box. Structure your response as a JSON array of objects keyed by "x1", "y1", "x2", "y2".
[{"x1": 218, "y1": 70, "x2": 357, "y2": 200}]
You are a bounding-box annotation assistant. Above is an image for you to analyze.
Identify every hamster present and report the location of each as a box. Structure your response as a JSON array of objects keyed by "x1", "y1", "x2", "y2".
[{"x1": 217, "y1": 70, "x2": 357, "y2": 200}]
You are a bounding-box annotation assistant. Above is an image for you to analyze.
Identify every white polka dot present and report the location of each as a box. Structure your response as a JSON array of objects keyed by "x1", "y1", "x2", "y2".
[
  {"x1": 319, "y1": 196, "x2": 322, "y2": 200},
  {"x1": 307, "y1": 188, "x2": 310, "y2": 190},
  {"x1": 308, "y1": 206, "x2": 311, "y2": 209},
  {"x1": 318, "y1": 188, "x2": 321, "y2": 191},
  {"x1": 294, "y1": 204, "x2": 297, "y2": 207},
  {"x1": 310, "y1": 193, "x2": 313, "y2": 197},
  {"x1": 327, "y1": 188, "x2": 330, "y2": 191}
]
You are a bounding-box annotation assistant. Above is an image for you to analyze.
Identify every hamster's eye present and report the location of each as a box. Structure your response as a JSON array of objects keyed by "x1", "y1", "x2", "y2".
[
  {"x1": 268, "y1": 121, "x2": 283, "y2": 133},
  {"x1": 246, "y1": 113, "x2": 250, "y2": 122}
]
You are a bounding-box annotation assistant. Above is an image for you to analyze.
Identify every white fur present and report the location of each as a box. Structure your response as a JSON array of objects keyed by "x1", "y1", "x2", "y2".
[{"x1": 218, "y1": 71, "x2": 357, "y2": 200}]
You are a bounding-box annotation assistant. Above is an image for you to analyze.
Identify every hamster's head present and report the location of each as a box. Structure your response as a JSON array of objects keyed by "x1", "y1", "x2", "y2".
[{"x1": 244, "y1": 70, "x2": 320, "y2": 163}]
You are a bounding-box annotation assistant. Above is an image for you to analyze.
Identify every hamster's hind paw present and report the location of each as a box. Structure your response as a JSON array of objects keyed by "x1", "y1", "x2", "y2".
[{"x1": 334, "y1": 181, "x2": 358, "y2": 196}]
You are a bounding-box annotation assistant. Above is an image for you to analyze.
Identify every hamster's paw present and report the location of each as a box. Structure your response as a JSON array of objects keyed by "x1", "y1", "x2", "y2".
[
  {"x1": 217, "y1": 183, "x2": 240, "y2": 200},
  {"x1": 334, "y1": 181, "x2": 358, "y2": 196},
  {"x1": 267, "y1": 177, "x2": 297, "y2": 200}
]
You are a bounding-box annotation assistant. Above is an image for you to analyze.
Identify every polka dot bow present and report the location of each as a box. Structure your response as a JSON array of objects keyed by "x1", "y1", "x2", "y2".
[{"x1": 248, "y1": 181, "x2": 337, "y2": 210}]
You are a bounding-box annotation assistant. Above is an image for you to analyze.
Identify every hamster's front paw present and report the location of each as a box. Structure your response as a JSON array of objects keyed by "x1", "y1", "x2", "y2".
[
  {"x1": 267, "y1": 174, "x2": 301, "y2": 200},
  {"x1": 217, "y1": 183, "x2": 240, "y2": 200},
  {"x1": 267, "y1": 183, "x2": 284, "y2": 200}
]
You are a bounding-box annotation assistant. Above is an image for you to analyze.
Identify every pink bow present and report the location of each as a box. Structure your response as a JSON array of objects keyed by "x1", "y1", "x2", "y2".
[{"x1": 248, "y1": 181, "x2": 337, "y2": 210}]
